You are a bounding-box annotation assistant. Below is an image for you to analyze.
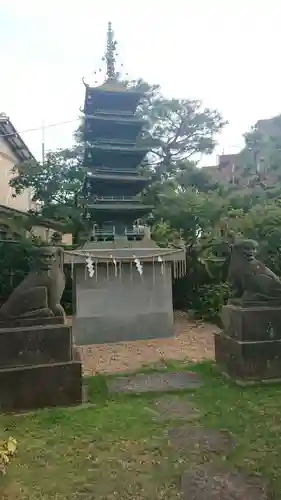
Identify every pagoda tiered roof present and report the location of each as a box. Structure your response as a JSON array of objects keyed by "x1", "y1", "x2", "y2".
[
  {"x1": 85, "y1": 143, "x2": 147, "y2": 153},
  {"x1": 85, "y1": 199, "x2": 153, "y2": 212},
  {"x1": 86, "y1": 171, "x2": 150, "y2": 184},
  {"x1": 78, "y1": 193, "x2": 153, "y2": 219},
  {"x1": 83, "y1": 80, "x2": 142, "y2": 116},
  {"x1": 84, "y1": 114, "x2": 144, "y2": 143},
  {"x1": 80, "y1": 21, "x2": 153, "y2": 233},
  {"x1": 85, "y1": 113, "x2": 143, "y2": 123},
  {"x1": 85, "y1": 76, "x2": 143, "y2": 95},
  {"x1": 83, "y1": 143, "x2": 148, "y2": 170}
]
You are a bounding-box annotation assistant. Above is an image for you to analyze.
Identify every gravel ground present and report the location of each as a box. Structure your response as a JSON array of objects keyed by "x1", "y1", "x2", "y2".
[{"x1": 75, "y1": 312, "x2": 217, "y2": 375}]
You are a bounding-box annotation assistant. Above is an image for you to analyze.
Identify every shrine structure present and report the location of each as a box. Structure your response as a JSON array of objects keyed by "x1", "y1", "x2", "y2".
[{"x1": 65, "y1": 22, "x2": 185, "y2": 344}]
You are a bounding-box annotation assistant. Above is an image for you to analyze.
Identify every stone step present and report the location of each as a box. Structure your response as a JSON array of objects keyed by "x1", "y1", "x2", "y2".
[
  {"x1": 149, "y1": 396, "x2": 200, "y2": 421},
  {"x1": 107, "y1": 371, "x2": 202, "y2": 394},
  {"x1": 168, "y1": 425, "x2": 235, "y2": 456},
  {"x1": 181, "y1": 466, "x2": 269, "y2": 500}
]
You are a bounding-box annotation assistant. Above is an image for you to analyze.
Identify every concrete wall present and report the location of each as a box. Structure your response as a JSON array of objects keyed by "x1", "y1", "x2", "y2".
[
  {"x1": 72, "y1": 262, "x2": 174, "y2": 344},
  {"x1": 0, "y1": 137, "x2": 32, "y2": 212}
]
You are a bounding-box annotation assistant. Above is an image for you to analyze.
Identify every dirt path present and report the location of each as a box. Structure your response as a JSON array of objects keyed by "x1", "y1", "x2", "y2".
[{"x1": 77, "y1": 312, "x2": 217, "y2": 375}]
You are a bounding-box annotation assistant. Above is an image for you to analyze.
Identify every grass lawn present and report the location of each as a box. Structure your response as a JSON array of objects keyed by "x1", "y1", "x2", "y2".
[{"x1": 1, "y1": 361, "x2": 281, "y2": 499}]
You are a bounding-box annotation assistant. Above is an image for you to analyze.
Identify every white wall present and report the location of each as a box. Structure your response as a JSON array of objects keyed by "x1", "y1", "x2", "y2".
[{"x1": 0, "y1": 137, "x2": 32, "y2": 212}]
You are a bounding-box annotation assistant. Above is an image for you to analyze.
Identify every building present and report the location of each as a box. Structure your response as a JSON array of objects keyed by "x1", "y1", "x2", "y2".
[
  {"x1": 0, "y1": 113, "x2": 72, "y2": 244},
  {"x1": 66, "y1": 22, "x2": 185, "y2": 345},
  {"x1": 202, "y1": 153, "x2": 240, "y2": 185},
  {"x1": 204, "y1": 115, "x2": 281, "y2": 187},
  {"x1": 0, "y1": 113, "x2": 34, "y2": 213},
  {"x1": 256, "y1": 115, "x2": 281, "y2": 137}
]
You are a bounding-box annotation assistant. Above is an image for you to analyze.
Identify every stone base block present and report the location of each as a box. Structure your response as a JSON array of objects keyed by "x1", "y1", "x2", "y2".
[
  {"x1": 72, "y1": 312, "x2": 174, "y2": 345},
  {"x1": 221, "y1": 304, "x2": 281, "y2": 342},
  {"x1": 0, "y1": 316, "x2": 65, "y2": 329},
  {"x1": 214, "y1": 331, "x2": 281, "y2": 381},
  {"x1": 0, "y1": 361, "x2": 82, "y2": 412},
  {"x1": 0, "y1": 324, "x2": 72, "y2": 368}
]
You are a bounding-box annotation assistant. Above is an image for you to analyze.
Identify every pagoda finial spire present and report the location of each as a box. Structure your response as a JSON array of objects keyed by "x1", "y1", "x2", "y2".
[{"x1": 105, "y1": 21, "x2": 117, "y2": 79}]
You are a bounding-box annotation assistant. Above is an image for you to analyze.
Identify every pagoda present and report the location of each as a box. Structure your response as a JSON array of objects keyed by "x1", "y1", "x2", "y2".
[
  {"x1": 80, "y1": 21, "x2": 152, "y2": 242},
  {"x1": 65, "y1": 22, "x2": 186, "y2": 345}
]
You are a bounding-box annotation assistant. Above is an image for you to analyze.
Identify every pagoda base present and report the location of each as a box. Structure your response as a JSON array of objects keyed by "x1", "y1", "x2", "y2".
[
  {"x1": 73, "y1": 312, "x2": 173, "y2": 344},
  {"x1": 72, "y1": 262, "x2": 174, "y2": 344}
]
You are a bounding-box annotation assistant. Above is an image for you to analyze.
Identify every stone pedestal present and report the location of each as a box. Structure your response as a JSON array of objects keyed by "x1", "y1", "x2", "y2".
[
  {"x1": 0, "y1": 323, "x2": 72, "y2": 367},
  {"x1": 0, "y1": 317, "x2": 83, "y2": 412},
  {"x1": 215, "y1": 305, "x2": 281, "y2": 384},
  {"x1": 72, "y1": 262, "x2": 174, "y2": 345}
]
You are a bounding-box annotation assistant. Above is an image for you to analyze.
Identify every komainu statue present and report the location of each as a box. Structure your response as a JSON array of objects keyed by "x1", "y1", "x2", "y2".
[
  {"x1": 227, "y1": 238, "x2": 281, "y2": 306},
  {"x1": 0, "y1": 246, "x2": 66, "y2": 321}
]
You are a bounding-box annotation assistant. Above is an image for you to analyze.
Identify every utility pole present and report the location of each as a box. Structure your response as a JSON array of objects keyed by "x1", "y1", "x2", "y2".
[{"x1": 41, "y1": 119, "x2": 45, "y2": 165}]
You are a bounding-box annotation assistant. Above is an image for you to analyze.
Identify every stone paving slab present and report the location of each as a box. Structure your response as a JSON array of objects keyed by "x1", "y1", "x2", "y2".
[
  {"x1": 168, "y1": 426, "x2": 235, "y2": 455},
  {"x1": 181, "y1": 466, "x2": 269, "y2": 500},
  {"x1": 107, "y1": 371, "x2": 202, "y2": 394},
  {"x1": 152, "y1": 396, "x2": 200, "y2": 421}
]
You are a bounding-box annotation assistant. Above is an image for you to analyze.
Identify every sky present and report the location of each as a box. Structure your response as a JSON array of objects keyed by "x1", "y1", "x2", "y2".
[{"x1": 1, "y1": 0, "x2": 281, "y2": 165}]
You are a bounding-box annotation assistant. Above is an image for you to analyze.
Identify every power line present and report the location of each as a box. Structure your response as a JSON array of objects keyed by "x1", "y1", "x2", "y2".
[
  {"x1": 0, "y1": 115, "x2": 246, "y2": 151},
  {"x1": 0, "y1": 118, "x2": 80, "y2": 138}
]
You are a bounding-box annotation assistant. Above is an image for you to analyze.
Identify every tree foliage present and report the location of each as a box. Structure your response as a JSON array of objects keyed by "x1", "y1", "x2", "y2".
[
  {"x1": 10, "y1": 147, "x2": 84, "y2": 227},
  {"x1": 149, "y1": 116, "x2": 281, "y2": 319},
  {"x1": 10, "y1": 79, "x2": 225, "y2": 224},
  {"x1": 141, "y1": 97, "x2": 226, "y2": 179},
  {"x1": 10, "y1": 81, "x2": 281, "y2": 322}
]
